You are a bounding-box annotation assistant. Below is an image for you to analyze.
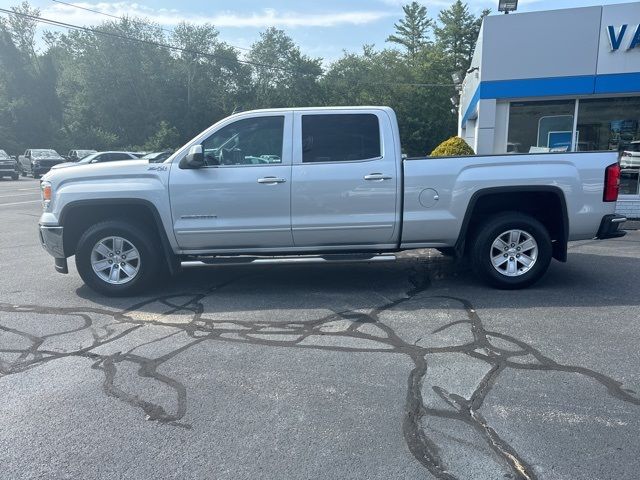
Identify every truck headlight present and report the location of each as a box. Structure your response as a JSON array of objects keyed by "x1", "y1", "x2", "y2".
[{"x1": 40, "y1": 181, "x2": 52, "y2": 209}]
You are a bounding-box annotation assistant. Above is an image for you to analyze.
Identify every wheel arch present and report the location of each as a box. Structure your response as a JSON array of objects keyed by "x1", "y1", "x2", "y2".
[
  {"x1": 455, "y1": 186, "x2": 569, "y2": 262},
  {"x1": 59, "y1": 198, "x2": 178, "y2": 274}
]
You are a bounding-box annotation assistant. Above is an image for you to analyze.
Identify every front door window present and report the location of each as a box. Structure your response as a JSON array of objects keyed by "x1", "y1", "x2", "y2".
[{"x1": 202, "y1": 116, "x2": 284, "y2": 166}]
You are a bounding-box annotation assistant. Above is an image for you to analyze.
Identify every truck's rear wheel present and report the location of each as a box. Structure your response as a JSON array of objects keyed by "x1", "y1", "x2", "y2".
[
  {"x1": 470, "y1": 212, "x2": 552, "y2": 289},
  {"x1": 75, "y1": 220, "x2": 160, "y2": 296}
]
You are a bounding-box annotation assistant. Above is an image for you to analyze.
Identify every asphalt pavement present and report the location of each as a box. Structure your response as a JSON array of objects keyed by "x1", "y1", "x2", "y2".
[{"x1": 1, "y1": 177, "x2": 639, "y2": 480}]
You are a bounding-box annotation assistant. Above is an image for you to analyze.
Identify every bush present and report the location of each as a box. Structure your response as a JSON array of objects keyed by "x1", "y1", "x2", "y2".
[{"x1": 430, "y1": 136, "x2": 474, "y2": 157}]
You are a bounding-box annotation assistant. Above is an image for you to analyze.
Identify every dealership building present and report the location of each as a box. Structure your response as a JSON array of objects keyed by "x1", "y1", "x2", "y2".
[{"x1": 459, "y1": 2, "x2": 640, "y2": 218}]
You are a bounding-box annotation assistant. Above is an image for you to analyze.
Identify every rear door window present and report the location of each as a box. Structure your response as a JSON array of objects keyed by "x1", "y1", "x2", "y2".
[{"x1": 301, "y1": 114, "x2": 381, "y2": 163}]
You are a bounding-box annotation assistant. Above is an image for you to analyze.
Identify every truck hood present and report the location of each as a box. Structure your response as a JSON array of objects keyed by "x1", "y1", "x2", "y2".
[{"x1": 41, "y1": 159, "x2": 160, "y2": 185}]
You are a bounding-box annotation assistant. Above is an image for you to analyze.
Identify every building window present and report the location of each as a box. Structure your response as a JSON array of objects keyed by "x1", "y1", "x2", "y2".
[
  {"x1": 577, "y1": 97, "x2": 640, "y2": 196},
  {"x1": 576, "y1": 97, "x2": 640, "y2": 152},
  {"x1": 507, "y1": 97, "x2": 640, "y2": 195},
  {"x1": 620, "y1": 142, "x2": 640, "y2": 196},
  {"x1": 508, "y1": 100, "x2": 576, "y2": 154}
]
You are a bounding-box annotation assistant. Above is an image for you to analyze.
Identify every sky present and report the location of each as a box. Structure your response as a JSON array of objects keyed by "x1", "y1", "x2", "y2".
[{"x1": 0, "y1": 0, "x2": 638, "y2": 62}]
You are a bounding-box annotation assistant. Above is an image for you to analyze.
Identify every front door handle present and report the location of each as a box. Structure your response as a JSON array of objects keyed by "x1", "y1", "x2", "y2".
[
  {"x1": 364, "y1": 173, "x2": 392, "y2": 181},
  {"x1": 257, "y1": 176, "x2": 287, "y2": 184}
]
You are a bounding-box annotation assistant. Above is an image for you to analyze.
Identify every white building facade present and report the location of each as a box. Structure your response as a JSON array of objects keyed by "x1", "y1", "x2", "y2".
[{"x1": 459, "y1": 2, "x2": 640, "y2": 218}]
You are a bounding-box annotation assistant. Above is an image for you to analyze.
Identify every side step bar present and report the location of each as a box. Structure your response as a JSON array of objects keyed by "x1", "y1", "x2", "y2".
[{"x1": 181, "y1": 254, "x2": 397, "y2": 268}]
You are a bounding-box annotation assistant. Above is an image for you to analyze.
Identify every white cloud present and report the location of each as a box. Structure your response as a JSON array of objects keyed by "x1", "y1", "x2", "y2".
[{"x1": 41, "y1": 2, "x2": 394, "y2": 28}]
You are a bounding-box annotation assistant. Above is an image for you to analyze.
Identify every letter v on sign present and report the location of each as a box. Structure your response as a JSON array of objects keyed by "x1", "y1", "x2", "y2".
[{"x1": 608, "y1": 25, "x2": 627, "y2": 50}]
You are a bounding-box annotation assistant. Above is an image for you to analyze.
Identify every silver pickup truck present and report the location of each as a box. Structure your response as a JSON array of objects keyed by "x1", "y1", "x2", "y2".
[
  {"x1": 19, "y1": 149, "x2": 65, "y2": 178},
  {"x1": 39, "y1": 107, "x2": 626, "y2": 296}
]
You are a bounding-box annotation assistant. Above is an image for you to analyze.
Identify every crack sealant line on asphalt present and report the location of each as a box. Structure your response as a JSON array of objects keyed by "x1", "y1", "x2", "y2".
[{"x1": 1, "y1": 265, "x2": 639, "y2": 479}]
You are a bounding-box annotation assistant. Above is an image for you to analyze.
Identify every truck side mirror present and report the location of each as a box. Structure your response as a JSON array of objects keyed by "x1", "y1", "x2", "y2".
[{"x1": 179, "y1": 145, "x2": 205, "y2": 169}]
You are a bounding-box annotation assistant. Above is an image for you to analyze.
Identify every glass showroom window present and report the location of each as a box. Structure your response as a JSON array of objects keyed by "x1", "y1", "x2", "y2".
[
  {"x1": 508, "y1": 100, "x2": 576, "y2": 154},
  {"x1": 577, "y1": 97, "x2": 640, "y2": 196}
]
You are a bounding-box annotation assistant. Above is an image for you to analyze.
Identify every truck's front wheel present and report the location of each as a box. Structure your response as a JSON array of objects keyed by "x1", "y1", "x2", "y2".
[
  {"x1": 470, "y1": 212, "x2": 552, "y2": 289},
  {"x1": 75, "y1": 220, "x2": 160, "y2": 296}
]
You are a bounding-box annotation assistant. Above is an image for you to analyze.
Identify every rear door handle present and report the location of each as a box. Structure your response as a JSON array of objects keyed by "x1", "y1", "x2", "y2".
[
  {"x1": 257, "y1": 176, "x2": 286, "y2": 184},
  {"x1": 364, "y1": 173, "x2": 392, "y2": 181}
]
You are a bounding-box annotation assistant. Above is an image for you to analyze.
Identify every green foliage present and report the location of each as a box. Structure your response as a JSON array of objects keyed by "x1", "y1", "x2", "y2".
[
  {"x1": 430, "y1": 136, "x2": 475, "y2": 156},
  {"x1": 144, "y1": 121, "x2": 180, "y2": 151},
  {"x1": 386, "y1": 2, "x2": 433, "y2": 58},
  {"x1": 435, "y1": 1, "x2": 489, "y2": 73},
  {"x1": 248, "y1": 27, "x2": 323, "y2": 108},
  {"x1": 0, "y1": 1, "x2": 488, "y2": 157}
]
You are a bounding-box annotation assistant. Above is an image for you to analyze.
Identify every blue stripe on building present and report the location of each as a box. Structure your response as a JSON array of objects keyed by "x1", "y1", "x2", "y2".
[{"x1": 461, "y1": 72, "x2": 640, "y2": 128}]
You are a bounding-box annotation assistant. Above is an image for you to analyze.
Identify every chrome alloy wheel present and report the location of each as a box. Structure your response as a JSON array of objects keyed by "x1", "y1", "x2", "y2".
[
  {"x1": 91, "y1": 236, "x2": 141, "y2": 285},
  {"x1": 490, "y1": 229, "x2": 538, "y2": 277}
]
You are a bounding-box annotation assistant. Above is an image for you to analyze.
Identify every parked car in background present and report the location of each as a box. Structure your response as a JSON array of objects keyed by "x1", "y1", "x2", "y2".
[
  {"x1": 620, "y1": 141, "x2": 640, "y2": 168},
  {"x1": 18, "y1": 149, "x2": 65, "y2": 178},
  {"x1": 141, "y1": 150, "x2": 173, "y2": 163},
  {"x1": 51, "y1": 151, "x2": 139, "y2": 170},
  {"x1": 67, "y1": 149, "x2": 96, "y2": 162},
  {"x1": 0, "y1": 150, "x2": 19, "y2": 180},
  {"x1": 131, "y1": 152, "x2": 149, "y2": 158}
]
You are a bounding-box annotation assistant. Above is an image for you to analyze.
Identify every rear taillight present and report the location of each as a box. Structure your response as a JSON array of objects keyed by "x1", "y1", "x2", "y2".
[{"x1": 603, "y1": 162, "x2": 620, "y2": 202}]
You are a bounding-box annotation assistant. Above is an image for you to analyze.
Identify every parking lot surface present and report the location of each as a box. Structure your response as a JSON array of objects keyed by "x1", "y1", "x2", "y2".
[{"x1": 1, "y1": 177, "x2": 639, "y2": 480}]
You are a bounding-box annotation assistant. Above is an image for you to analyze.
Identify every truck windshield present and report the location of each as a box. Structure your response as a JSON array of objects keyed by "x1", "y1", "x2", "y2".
[
  {"x1": 32, "y1": 149, "x2": 61, "y2": 159},
  {"x1": 0, "y1": 150, "x2": 10, "y2": 159}
]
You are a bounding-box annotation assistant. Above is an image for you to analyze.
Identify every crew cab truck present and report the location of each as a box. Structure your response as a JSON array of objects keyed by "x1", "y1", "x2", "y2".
[{"x1": 39, "y1": 107, "x2": 626, "y2": 296}]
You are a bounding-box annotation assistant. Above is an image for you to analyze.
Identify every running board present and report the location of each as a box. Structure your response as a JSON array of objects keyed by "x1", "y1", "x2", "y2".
[{"x1": 181, "y1": 254, "x2": 397, "y2": 268}]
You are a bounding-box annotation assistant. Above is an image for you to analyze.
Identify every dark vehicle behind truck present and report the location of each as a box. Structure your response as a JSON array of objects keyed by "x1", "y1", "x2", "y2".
[{"x1": 0, "y1": 150, "x2": 19, "y2": 180}]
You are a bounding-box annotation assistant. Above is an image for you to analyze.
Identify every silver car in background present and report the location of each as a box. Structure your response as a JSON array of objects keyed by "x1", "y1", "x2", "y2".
[
  {"x1": 620, "y1": 141, "x2": 640, "y2": 168},
  {"x1": 51, "y1": 151, "x2": 139, "y2": 170}
]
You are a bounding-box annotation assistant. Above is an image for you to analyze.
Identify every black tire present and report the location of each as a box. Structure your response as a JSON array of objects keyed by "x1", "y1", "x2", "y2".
[
  {"x1": 19, "y1": 165, "x2": 26, "y2": 177},
  {"x1": 11, "y1": 173, "x2": 19, "y2": 181},
  {"x1": 470, "y1": 212, "x2": 552, "y2": 289},
  {"x1": 75, "y1": 220, "x2": 161, "y2": 296},
  {"x1": 32, "y1": 173, "x2": 40, "y2": 179}
]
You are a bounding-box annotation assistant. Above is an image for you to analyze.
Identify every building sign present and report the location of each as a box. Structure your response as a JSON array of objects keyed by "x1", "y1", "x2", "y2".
[{"x1": 607, "y1": 24, "x2": 640, "y2": 51}]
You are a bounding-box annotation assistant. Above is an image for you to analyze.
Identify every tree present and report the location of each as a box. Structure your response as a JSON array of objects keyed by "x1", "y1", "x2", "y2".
[
  {"x1": 0, "y1": 1, "x2": 39, "y2": 62},
  {"x1": 434, "y1": 0, "x2": 487, "y2": 73},
  {"x1": 169, "y1": 22, "x2": 250, "y2": 142},
  {"x1": 144, "y1": 121, "x2": 179, "y2": 150},
  {"x1": 248, "y1": 27, "x2": 323, "y2": 108},
  {"x1": 0, "y1": 0, "x2": 487, "y2": 158},
  {"x1": 386, "y1": 2, "x2": 433, "y2": 59},
  {"x1": 0, "y1": 4, "x2": 61, "y2": 153}
]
